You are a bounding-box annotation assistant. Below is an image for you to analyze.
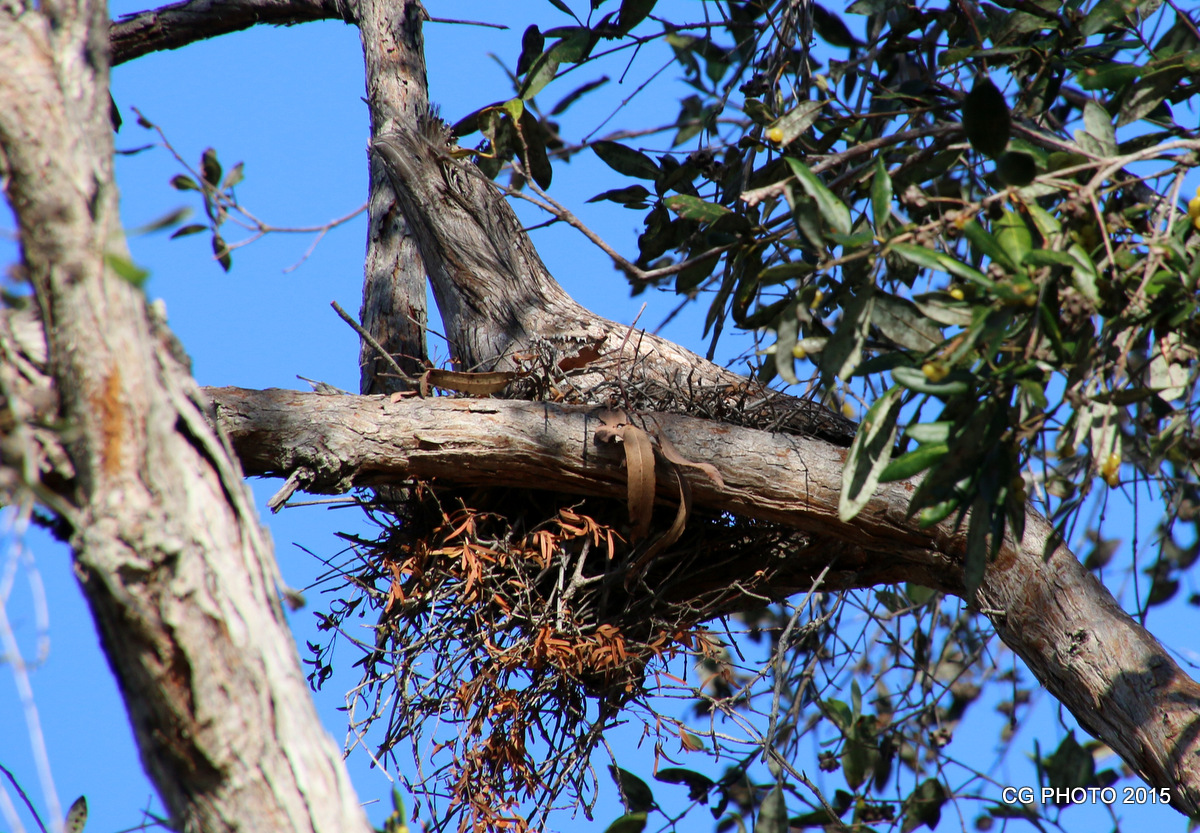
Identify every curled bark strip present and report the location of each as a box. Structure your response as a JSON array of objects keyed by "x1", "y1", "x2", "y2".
[
  {"x1": 627, "y1": 463, "x2": 691, "y2": 587},
  {"x1": 594, "y1": 409, "x2": 656, "y2": 542}
]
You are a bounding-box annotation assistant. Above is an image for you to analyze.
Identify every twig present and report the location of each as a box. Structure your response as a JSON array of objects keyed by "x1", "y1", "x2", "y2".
[
  {"x1": 330, "y1": 301, "x2": 418, "y2": 386},
  {"x1": 427, "y1": 16, "x2": 507, "y2": 30}
]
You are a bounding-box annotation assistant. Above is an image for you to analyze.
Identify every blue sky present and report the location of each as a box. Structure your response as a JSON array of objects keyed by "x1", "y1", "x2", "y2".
[{"x1": 2, "y1": 2, "x2": 1199, "y2": 832}]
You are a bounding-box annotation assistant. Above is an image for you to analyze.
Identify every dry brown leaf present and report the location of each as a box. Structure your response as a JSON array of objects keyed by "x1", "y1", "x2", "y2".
[
  {"x1": 423, "y1": 367, "x2": 519, "y2": 395},
  {"x1": 556, "y1": 337, "x2": 606, "y2": 372},
  {"x1": 623, "y1": 424, "x2": 656, "y2": 542},
  {"x1": 627, "y1": 463, "x2": 690, "y2": 585}
]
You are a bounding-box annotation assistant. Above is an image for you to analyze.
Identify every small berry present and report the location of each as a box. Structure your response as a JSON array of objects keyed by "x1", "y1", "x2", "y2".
[
  {"x1": 1100, "y1": 452, "x2": 1121, "y2": 487},
  {"x1": 921, "y1": 361, "x2": 949, "y2": 382}
]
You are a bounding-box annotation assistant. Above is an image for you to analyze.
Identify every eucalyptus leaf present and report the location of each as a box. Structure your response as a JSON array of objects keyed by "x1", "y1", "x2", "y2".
[
  {"x1": 962, "y1": 76, "x2": 1010, "y2": 158},
  {"x1": 839, "y1": 385, "x2": 902, "y2": 522},
  {"x1": 786, "y1": 157, "x2": 851, "y2": 235}
]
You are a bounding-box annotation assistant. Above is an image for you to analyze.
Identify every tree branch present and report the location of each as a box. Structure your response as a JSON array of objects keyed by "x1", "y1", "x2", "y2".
[
  {"x1": 111, "y1": 0, "x2": 354, "y2": 66},
  {"x1": 207, "y1": 384, "x2": 1200, "y2": 815}
]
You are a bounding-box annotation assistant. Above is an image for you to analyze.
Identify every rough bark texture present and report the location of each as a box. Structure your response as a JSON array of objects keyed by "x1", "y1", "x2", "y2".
[
  {"x1": 110, "y1": 0, "x2": 352, "y2": 66},
  {"x1": 0, "y1": 1, "x2": 369, "y2": 831},
  {"x1": 372, "y1": 131, "x2": 858, "y2": 446},
  {"x1": 355, "y1": 0, "x2": 428, "y2": 394},
  {"x1": 207, "y1": 385, "x2": 1200, "y2": 815}
]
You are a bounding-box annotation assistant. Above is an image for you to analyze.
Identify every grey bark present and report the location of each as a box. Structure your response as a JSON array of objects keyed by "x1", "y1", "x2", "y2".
[
  {"x1": 354, "y1": 0, "x2": 429, "y2": 394},
  {"x1": 0, "y1": 1, "x2": 370, "y2": 831}
]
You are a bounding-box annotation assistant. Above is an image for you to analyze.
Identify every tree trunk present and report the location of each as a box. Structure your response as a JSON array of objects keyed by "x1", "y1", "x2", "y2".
[
  {"x1": 0, "y1": 3, "x2": 370, "y2": 831},
  {"x1": 355, "y1": 0, "x2": 429, "y2": 394}
]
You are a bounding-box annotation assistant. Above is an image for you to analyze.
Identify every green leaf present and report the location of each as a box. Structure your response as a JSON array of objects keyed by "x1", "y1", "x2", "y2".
[
  {"x1": 773, "y1": 299, "x2": 801, "y2": 385},
  {"x1": 201, "y1": 147, "x2": 222, "y2": 187},
  {"x1": 963, "y1": 491, "x2": 990, "y2": 598},
  {"x1": 1022, "y1": 249, "x2": 1077, "y2": 269},
  {"x1": 891, "y1": 365, "x2": 970, "y2": 396},
  {"x1": 170, "y1": 223, "x2": 208, "y2": 239},
  {"x1": 451, "y1": 101, "x2": 500, "y2": 138},
  {"x1": 129, "y1": 206, "x2": 191, "y2": 235},
  {"x1": 105, "y1": 253, "x2": 150, "y2": 287},
  {"x1": 901, "y1": 778, "x2": 947, "y2": 833},
  {"x1": 994, "y1": 210, "x2": 1032, "y2": 267},
  {"x1": 1076, "y1": 61, "x2": 1141, "y2": 91},
  {"x1": 1044, "y1": 731, "x2": 1095, "y2": 793},
  {"x1": 822, "y1": 287, "x2": 873, "y2": 382},
  {"x1": 517, "y1": 25, "x2": 545, "y2": 76},
  {"x1": 550, "y1": 27, "x2": 595, "y2": 63},
  {"x1": 996, "y1": 151, "x2": 1037, "y2": 186},
  {"x1": 546, "y1": 0, "x2": 574, "y2": 15},
  {"x1": 871, "y1": 156, "x2": 892, "y2": 233},
  {"x1": 906, "y1": 421, "x2": 951, "y2": 443},
  {"x1": 822, "y1": 697, "x2": 853, "y2": 731},
  {"x1": 617, "y1": 0, "x2": 657, "y2": 34},
  {"x1": 550, "y1": 76, "x2": 609, "y2": 116},
  {"x1": 785, "y1": 157, "x2": 851, "y2": 235},
  {"x1": 222, "y1": 161, "x2": 244, "y2": 190},
  {"x1": 514, "y1": 110, "x2": 552, "y2": 189},
  {"x1": 813, "y1": 5, "x2": 864, "y2": 47},
  {"x1": 839, "y1": 385, "x2": 902, "y2": 522},
  {"x1": 918, "y1": 497, "x2": 960, "y2": 527},
  {"x1": 518, "y1": 50, "x2": 560, "y2": 100},
  {"x1": 212, "y1": 233, "x2": 232, "y2": 272},
  {"x1": 873, "y1": 292, "x2": 942, "y2": 352},
  {"x1": 587, "y1": 184, "x2": 652, "y2": 205},
  {"x1": 961, "y1": 219, "x2": 1014, "y2": 271},
  {"x1": 604, "y1": 812, "x2": 648, "y2": 833},
  {"x1": 64, "y1": 796, "x2": 87, "y2": 833},
  {"x1": 757, "y1": 261, "x2": 814, "y2": 284},
  {"x1": 1080, "y1": 0, "x2": 1134, "y2": 37},
  {"x1": 743, "y1": 98, "x2": 774, "y2": 126},
  {"x1": 1116, "y1": 63, "x2": 1183, "y2": 127},
  {"x1": 170, "y1": 174, "x2": 199, "y2": 192},
  {"x1": 1023, "y1": 201, "x2": 1061, "y2": 240},
  {"x1": 962, "y1": 76, "x2": 1010, "y2": 158},
  {"x1": 656, "y1": 768, "x2": 714, "y2": 801},
  {"x1": 880, "y1": 442, "x2": 949, "y2": 482},
  {"x1": 664, "y1": 194, "x2": 731, "y2": 223},
  {"x1": 912, "y1": 293, "x2": 972, "y2": 327},
  {"x1": 609, "y1": 766, "x2": 655, "y2": 813},
  {"x1": 754, "y1": 784, "x2": 787, "y2": 833},
  {"x1": 890, "y1": 242, "x2": 991, "y2": 286},
  {"x1": 592, "y1": 140, "x2": 659, "y2": 180},
  {"x1": 1081, "y1": 100, "x2": 1118, "y2": 156},
  {"x1": 767, "y1": 100, "x2": 824, "y2": 146}
]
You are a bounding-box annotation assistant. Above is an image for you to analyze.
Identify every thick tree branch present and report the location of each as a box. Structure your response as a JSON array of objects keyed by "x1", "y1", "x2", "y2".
[
  {"x1": 208, "y1": 385, "x2": 1200, "y2": 816},
  {"x1": 111, "y1": 0, "x2": 353, "y2": 66}
]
